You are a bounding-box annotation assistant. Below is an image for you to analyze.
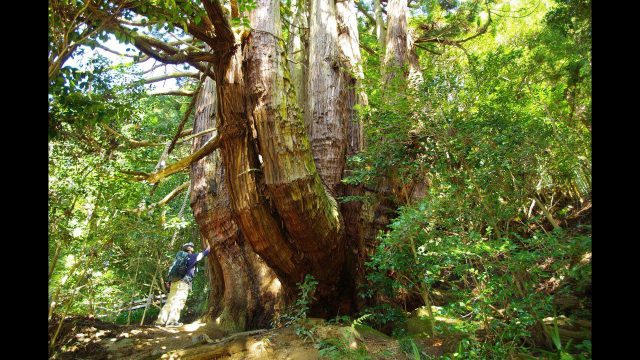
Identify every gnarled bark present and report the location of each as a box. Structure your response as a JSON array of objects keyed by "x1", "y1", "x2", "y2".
[
  {"x1": 307, "y1": 0, "x2": 349, "y2": 191},
  {"x1": 190, "y1": 75, "x2": 283, "y2": 332},
  {"x1": 244, "y1": 0, "x2": 345, "y2": 287},
  {"x1": 215, "y1": 48, "x2": 309, "y2": 289}
]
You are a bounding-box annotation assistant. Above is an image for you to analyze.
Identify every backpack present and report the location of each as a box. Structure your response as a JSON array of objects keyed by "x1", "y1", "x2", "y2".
[{"x1": 167, "y1": 251, "x2": 189, "y2": 282}]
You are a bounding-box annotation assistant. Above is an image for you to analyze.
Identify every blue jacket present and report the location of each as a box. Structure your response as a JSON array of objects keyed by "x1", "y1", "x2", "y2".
[{"x1": 181, "y1": 247, "x2": 210, "y2": 284}]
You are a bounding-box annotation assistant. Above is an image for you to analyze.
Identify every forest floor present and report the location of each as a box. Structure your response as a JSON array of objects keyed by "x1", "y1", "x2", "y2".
[{"x1": 49, "y1": 316, "x2": 456, "y2": 359}]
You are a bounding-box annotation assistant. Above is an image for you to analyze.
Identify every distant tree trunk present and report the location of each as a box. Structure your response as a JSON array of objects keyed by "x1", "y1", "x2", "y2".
[
  {"x1": 288, "y1": 0, "x2": 309, "y2": 124},
  {"x1": 307, "y1": 0, "x2": 350, "y2": 191},
  {"x1": 335, "y1": 0, "x2": 370, "y2": 312},
  {"x1": 374, "y1": 0, "x2": 386, "y2": 57},
  {"x1": 384, "y1": 0, "x2": 409, "y2": 83},
  {"x1": 189, "y1": 75, "x2": 284, "y2": 332}
]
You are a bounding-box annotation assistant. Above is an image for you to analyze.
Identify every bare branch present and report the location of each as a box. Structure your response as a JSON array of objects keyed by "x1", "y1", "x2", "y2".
[
  {"x1": 143, "y1": 71, "x2": 201, "y2": 83},
  {"x1": 176, "y1": 128, "x2": 216, "y2": 144},
  {"x1": 146, "y1": 133, "x2": 223, "y2": 184},
  {"x1": 91, "y1": 42, "x2": 138, "y2": 57},
  {"x1": 118, "y1": 169, "x2": 149, "y2": 181},
  {"x1": 123, "y1": 181, "x2": 190, "y2": 213},
  {"x1": 360, "y1": 42, "x2": 377, "y2": 56},
  {"x1": 354, "y1": 0, "x2": 377, "y2": 28},
  {"x1": 149, "y1": 89, "x2": 195, "y2": 96}
]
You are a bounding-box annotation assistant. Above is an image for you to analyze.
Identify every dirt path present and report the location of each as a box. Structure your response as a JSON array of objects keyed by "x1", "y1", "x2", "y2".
[{"x1": 49, "y1": 316, "x2": 453, "y2": 359}]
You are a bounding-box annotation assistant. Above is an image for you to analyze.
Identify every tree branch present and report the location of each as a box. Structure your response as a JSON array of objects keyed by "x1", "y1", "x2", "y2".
[
  {"x1": 201, "y1": 0, "x2": 236, "y2": 47},
  {"x1": 145, "y1": 133, "x2": 223, "y2": 184},
  {"x1": 123, "y1": 181, "x2": 190, "y2": 213},
  {"x1": 102, "y1": 124, "x2": 165, "y2": 148},
  {"x1": 360, "y1": 42, "x2": 377, "y2": 56},
  {"x1": 143, "y1": 71, "x2": 201, "y2": 83},
  {"x1": 149, "y1": 89, "x2": 195, "y2": 96},
  {"x1": 176, "y1": 128, "x2": 216, "y2": 144},
  {"x1": 354, "y1": 0, "x2": 377, "y2": 28}
]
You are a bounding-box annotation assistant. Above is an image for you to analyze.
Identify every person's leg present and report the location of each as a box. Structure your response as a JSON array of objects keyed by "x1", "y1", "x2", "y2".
[
  {"x1": 155, "y1": 282, "x2": 178, "y2": 325},
  {"x1": 166, "y1": 281, "x2": 189, "y2": 325}
]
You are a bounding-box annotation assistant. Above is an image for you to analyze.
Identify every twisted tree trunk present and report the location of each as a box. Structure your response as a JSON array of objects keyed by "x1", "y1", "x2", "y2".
[
  {"x1": 190, "y1": 75, "x2": 283, "y2": 332},
  {"x1": 191, "y1": 0, "x2": 369, "y2": 324}
]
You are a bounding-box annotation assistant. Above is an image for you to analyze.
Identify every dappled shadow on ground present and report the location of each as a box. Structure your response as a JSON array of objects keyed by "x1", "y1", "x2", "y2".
[{"x1": 48, "y1": 316, "x2": 455, "y2": 359}]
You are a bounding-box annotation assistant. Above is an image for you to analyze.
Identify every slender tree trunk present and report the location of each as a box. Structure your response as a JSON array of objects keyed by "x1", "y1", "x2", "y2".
[{"x1": 374, "y1": 0, "x2": 386, "y2": 56}]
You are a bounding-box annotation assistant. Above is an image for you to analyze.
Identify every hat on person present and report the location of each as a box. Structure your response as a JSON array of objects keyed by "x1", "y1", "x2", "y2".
[{"x1": 182, "y1": 242, "x2": 195, "y2": 250}]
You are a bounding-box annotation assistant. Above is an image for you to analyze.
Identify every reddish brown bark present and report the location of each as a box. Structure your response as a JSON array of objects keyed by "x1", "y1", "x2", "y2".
[{"x1": 190, "y1": 75, "x2": 283, "y2": 331}]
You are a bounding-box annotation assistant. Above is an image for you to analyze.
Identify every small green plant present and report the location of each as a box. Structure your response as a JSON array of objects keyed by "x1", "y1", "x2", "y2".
[
  {"x1": 398, "y1": 337, "x2": 424, "y2": 360},
  {"x1": 315, "y1": 337, "x2": 371, "y2": 360},
  {"x1": 543, "y1": 317, "x2": 575, "y2": 360},
  {"x1": 276, "y1": 274, "x2": 319, "y2": 342}
]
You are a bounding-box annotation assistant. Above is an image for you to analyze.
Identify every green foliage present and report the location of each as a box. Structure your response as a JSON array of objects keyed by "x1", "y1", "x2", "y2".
[
  {"x1": 315, "y1": 337, "x2": 371, "y2": 360},
  {"x1": 274, "y1": 275, "x2": 319, "y2": 341},
  {"x1": 48, "y1": 54, "x2": 201, "y2": 324},
  {"x1": 398, "y1": 337, "x2": 423, "y2": 360},
  {"x1": 351, "y1": 0, "x2": 591, "y2": 357}
]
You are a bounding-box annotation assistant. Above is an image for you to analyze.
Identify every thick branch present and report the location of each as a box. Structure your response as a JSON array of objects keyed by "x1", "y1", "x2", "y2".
[
  {"x1": 143, "y1": 71, "x2": 201, "y2": 83},
  {"x1": 201, "y1": 0, "x2": 236, "y2": 46},
  {"x1": 146, "y1": 133, "x2": 222, "y2": 184},
  {"x1": 149, "y1": 89, "x2": 195, "y2": 96}
]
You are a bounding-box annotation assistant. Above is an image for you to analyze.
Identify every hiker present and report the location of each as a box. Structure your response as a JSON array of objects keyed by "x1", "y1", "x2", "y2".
[{"x1": 155, "y1": 242, "x2": 210, "y2": 327}]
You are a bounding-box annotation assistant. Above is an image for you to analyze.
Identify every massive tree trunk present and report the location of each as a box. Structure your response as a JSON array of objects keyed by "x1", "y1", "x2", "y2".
[
  {"x1": 190, "y1": 0, "x2": 368, "y2": 324},
  {"x1": 244, "y1": 0, "x2": 346, "y2": 296},
  {"x1": 307, "y1": 0, "x2": 350, "y2": 191},
  {"x1": 190, "y1": 75, "x2": 284, "y2": 332}
]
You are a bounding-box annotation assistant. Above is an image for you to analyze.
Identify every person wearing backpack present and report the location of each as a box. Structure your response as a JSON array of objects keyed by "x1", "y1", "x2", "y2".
[{"x1": 155, "y1": 241, "x2": 211, "y2": 327}]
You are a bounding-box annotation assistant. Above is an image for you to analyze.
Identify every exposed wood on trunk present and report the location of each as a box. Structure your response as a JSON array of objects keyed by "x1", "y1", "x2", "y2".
[
  {"x1": 189, "y1": 75, "x2": 282, "y2": 331},
  {"x1": 307, "y1": 0, "x2": 349, "y2": 191},
  {"x1": 287, "y1": 0, "x2": 309, "y2": 124},
  {"x1": 245, "y1": 0, "x2": 345, "y2": 287},
  {"x1": 215, "y1": 46, "x2": 308, "y2": 288}
]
